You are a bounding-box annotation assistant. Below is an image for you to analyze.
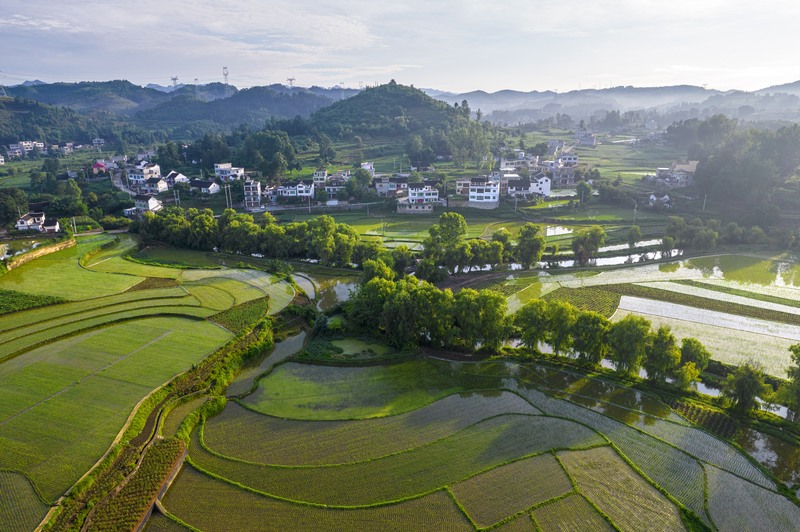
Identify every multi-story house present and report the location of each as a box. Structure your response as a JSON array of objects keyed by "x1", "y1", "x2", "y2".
[
  {"x1": 214, "y1": 163, "x2": 246, "y2": 181},
  {"x1": 243, "y1": 180, "x2": 262, "y2": 210}
]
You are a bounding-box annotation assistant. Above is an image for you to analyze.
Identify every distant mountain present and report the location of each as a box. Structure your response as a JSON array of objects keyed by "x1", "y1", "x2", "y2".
[
  {"x1": 6, "y1": 80, "x2": 170, "y2": 115},
  {"x1": 18, "y1": 80, "x2": 46, "y2": 87},
  {"x1": 426, "y1": 85, "x2": 719, "y2": 114},
  {"x1": 755, "y1": 80, "x2": 800, "y2": 97},
  {"x1": 311, "y1": 80, "x2": 463, "y2": 136},
  {"x1": 146, "y1": 83, "x2": 187, "y2": 93},
  {"x1": 0, "y1": 96, "x2": 113, "y2": 145},
  {"x1": 134, "y1": 86, "x2": 334, "y2": 134}
]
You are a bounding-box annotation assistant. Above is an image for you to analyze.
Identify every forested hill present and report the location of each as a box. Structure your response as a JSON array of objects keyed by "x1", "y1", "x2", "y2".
[
  {"x1": 134, "y1": 87, "x2": 333, "y2": 132},
  {"x1": 0, "y1": 97, "x2": 135, "y2": 145},
  {"x1": 5, "y1": 80, "x2": 173, "y2": 116},
  {"x1": 311, "y1": 81, "x2": 467, "y2": 137}
]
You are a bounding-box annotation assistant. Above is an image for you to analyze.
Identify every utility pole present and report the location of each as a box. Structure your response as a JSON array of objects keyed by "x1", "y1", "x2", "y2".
[
  {"x1": 223, "y1": 67, "x2": 230, "y2": 98},
  {"x1": 194, "y1": 78, "x2": 199, "y2": 99},
  {"x1": 633, "y1": 202, "x2": 637, "y2": 225},
  {"x1": 286, "y1": 77, "x2": 295, "y2": 88}
]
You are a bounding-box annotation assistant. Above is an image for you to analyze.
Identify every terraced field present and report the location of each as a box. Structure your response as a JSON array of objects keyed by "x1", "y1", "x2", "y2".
[
  {"x1": 156, "y1": 356, "x2": 800, "y2": 530},
  {"x1": 0, "y1": 234, "x2": 293, "y2": 531}
]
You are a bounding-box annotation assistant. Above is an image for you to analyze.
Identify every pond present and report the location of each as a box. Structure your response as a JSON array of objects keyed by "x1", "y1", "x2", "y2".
[
  {"x1": 684, "y1": 255, "x2": 800, "y2": 288},
  {"x1": 294, "y1": 270, "x2": 360, "y2": 310},
  {"x1": 735, "y1": 427, "x2": 800, "y2": 489}
]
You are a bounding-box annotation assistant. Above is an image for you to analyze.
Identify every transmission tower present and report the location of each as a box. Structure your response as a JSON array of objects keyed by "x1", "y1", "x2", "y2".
[
  {"x1": 194, "y1": 78, "x2": 200, "y2": 99},
  {"x1": 286, "y1": 77, "x2": 295, "y2": 88},
  {"x1": 223, "y1": 67, "x2": 230, "y2": 97},
  {"x1": 171, "y1": 76, "x2": 179, "y2": 88}
]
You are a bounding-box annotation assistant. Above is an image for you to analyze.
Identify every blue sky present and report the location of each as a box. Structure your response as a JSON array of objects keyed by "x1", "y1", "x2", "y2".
[{"x1": 2, "y1": 0, "x2": 799, "y2": 93}]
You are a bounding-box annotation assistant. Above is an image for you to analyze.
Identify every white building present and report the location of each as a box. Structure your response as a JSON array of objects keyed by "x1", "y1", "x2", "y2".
[
  {"x1": 163, "y1": 170, "x2": 190, "y2": 187},
  {"x1": 141, "y1": 177, "x2": 168, "y2": 195},
  {"x1": 214, "y1": 163, "x2": 245, "y2": 181},
  {"x1": 361, "y1": 162, "x2": 375, "y2": 176},
  {"x1": 244, "y1": 180, "x2": 262, "y2": 210},
  {"x1": 277, "y1": 180, "x2": 315, "y2": 198},
  {"x1": 93, "y1": 138, "x2": 105, "y2": 149},
  {"x1": 134, "y1": 194, "x2": 163, "y2": 212},
  {"x1": 469, "y1": 180, "x2": 499, "y2": 203},
  {"x1": 189, "y1": 179, "x2": 220, "y2": 195},
  {"x1": 0, "y1": 155, "x2": 4, "y2": 165},
  {"x1": 408, "y1": 184, "x2": 439, "y2": 204},
  {"x1": 128, "y1": 162, "x2": 161, "y2": 187}
]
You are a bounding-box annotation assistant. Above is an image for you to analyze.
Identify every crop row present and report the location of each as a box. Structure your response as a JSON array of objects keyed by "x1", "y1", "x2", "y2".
[
  {"x1": 531, "y1": 493, "x2": 614, "y2": 531},
  {"x1": 87, "y1": 439, "x2": 185, "y2": 531},
  {"x1": 0, "y1": 286, "x2": 188, "y2": 334},
  {"x1": 190, "y1": 414, "x2": 604, "y2": 506},
  {"x1": 542, "y1": 287, "x2": 621, "y2": 318},
  {"x1": 0, "y1": 470, "x2": 50, "y2": 532},
  {"x1": 125, "y1": 277, "x2": 181, "y2": 292},
  {"x1": 676, "y1": 279, "x2": 800, "y2": 309},
  {"x1": 0, "y1": 288, "x2": 66, "y2": 317},
  {"x1": 603, "y1": 283, "x2": 800, "y2": 326},
  {"x1": 557, "y1": 447, "x2": 684, "y2": 531},
  {"x1": 0, "y1": 305, "x2": 214, "y2": 363},
  {"x1": 208, "y1": 298, "x2": 270, "y2": 335},
  {"x1": 204, "y1": 392, "x2": 537, "y2": 466},
  {"x1": 0, "y1": 295, "x2": 201, "y2": 345},
  {"x1": 162, "y1": 464, "x2": 472, "y2": 531},
  {"x1": 706, "y1": 465, "x2": 800, "y2": 530},
  {"x1": 671, "y1": 401, "x2": 739, "y2": 439},
  {"x1": 449, "y1": 453, "x2": 573, "y2": 528}
]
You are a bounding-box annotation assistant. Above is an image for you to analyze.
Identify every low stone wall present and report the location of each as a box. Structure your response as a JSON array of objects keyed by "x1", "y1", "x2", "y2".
[{"x1": 4, "y1": 238, "x2": 76, "y2": 271}]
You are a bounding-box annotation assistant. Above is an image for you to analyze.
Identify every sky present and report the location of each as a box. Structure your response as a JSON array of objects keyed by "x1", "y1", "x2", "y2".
[{"x1": 2, "y1": 0, "x2": 800, "y2": 94}]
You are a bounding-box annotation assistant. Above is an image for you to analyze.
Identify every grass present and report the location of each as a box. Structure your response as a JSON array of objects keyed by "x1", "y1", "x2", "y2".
[
  {"x1": 557, "y1": 446, "x2": 684, "y2": 531},
  {"x1": 706, "y1": 465, "x2": 800, "y2": 530},
  {"x1": 0, "y1": 318, "x2": 231, "y2": 502},
  {"x1": 450, "y1": 453, "x2": 573, "y2": 528},
  {"x1": 162, "y1": 464, "x2": 472, "y2": 531},
  {"x1": 161, "y1": 397, "x2": 207, "y2": 439},
  {"x1": 189, "y1": 414, "x2": 604, "y2": 506},
  {"x1": 532, "y1": 493, "x2": 614, "y2": 531},
  {"x1": 204, "y1": 393, "x2": 538, "y2": 466}
]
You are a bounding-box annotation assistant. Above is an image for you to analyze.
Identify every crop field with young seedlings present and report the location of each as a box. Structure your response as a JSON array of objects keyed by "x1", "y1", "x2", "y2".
[
  {"x1": 0, "y1": 233, "x2": 293, "y2": 529},
  {"x1": 205, "y1": 392, "x2": 538, "y2": 465},
  {"x1": 531, "y1": 493, "x2": 614, "y2": 531}
]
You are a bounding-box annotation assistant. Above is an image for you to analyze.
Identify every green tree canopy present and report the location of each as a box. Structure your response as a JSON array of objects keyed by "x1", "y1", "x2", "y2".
[{"x1": 609, "y1": 315, "x2": 652, "y2": 376}]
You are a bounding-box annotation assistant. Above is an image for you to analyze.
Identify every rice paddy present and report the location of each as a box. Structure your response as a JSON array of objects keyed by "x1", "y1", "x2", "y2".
[{"x1": 0, "y1": 233, "x2": 293, "y2": 528}]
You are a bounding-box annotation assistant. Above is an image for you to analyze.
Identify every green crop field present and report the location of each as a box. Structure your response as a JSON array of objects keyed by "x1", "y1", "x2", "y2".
[
  {"x1": 0, "y1": 318, "x2": 231, "y2": 504},
  {"x1": 558, "y1": 446, "x2": 685, "y2": 531},
  {"x1": 532, "y1": 493, "x2": 614, "y2": 531},
  {"x1": 204, "y1": 393, "x2": 537, "y2": 465},
  {"x1": 450, "y1": 454, "x2": 573, "y2": 528},
  {"x1": 157, "y1": 352, "x2": 800, "y2": 529},
  {"x1": 0, "y1": 232, "x2": 299, "y2": 529},
  {"x1": 240, "y1": 359, "x2": 508, "y2": 420}
]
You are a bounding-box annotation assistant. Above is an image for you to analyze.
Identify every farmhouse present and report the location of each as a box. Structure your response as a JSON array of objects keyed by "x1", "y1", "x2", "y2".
[
  {"x1": 214, "y1": 163, "x2": 246, "y2": 181},
  {"x1": 141, "y1": 177, "x2": 168, "y2": 195},
  {"x1": 15, "y1": 212, "x2": 60, "y2": 233},
  {"x1": 189, "y1": 179, "x2": 220, "y2": 195},
  {"x1": 133, "y1": 194, "x2": 163, "y2": 212},
  {"x1": 243, "y1": 179, "x2": 262, "y2": 210},
  {"x1": 277, "y1": 180, "x2": 315, "y2": 198},
  {"x1": 164, "y1": 170, "x2": 190, "y2": 187}
]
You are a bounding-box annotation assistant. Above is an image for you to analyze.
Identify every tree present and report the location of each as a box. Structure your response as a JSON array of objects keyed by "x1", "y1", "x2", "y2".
[
  {"x1": 627, "y1": 225, "x2": 642, "y2": 248},
  {"x1": 644, "y1": 326, "x2": 681, "y2": 382},
  {"x1": 783, "y1": 344, "x2": 800, "y2": 411},
  {"x1": 413, "y1": 281, "x2": 454, "y2": 347},
  {"x1": 516, "y1": 223, "x2": 546, "y2": 269},
  {"x1": 675, "y1": 362, "x2": 701, "y2": 391},
  {"x1": 609, "y1": 315, "x2": 652, "y2": 376},
  {"x1": 571, "y1": 226, "x2": 606, "y2": 266},
  {"x1": 723, "y1": 361, "x2": 770, "y2": 412},
  {"x1": 452, "y1": 289, "x2": 508, "y2": 351},
  {"x1": 381, "y1": 287, "x2": 418, "y2": 350},
  {"x1": 347, "y1": 278, "x2": 396, "y2": 331},
  {"x1": 515, "y1": 299, "x2": 549, "y2": 350},
  {"x1": 437, "y1": 212, "x2": 467, "y2": 249},
  {"x1": 545, "y1": 300, "x2": 577, "y2": 355},
  {"x1": 362, "y1": 259, "x2": 395, "y2": 283},
  {"x1": 576, "y1": 181, "x2": 592, "y2": 205},
  {"x1": 680, "y1": 338, "x2": 711, "y2": 372},
  {"x1": 571, "y1": 311, "x2": 610, "y2": 366}
]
